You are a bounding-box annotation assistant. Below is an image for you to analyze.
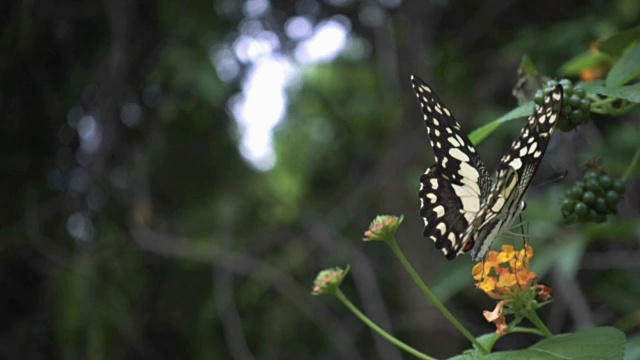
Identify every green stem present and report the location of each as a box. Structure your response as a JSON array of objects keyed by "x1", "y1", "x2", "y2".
[
  {"x1": 386, "y1": 238, "x2": 489, "y2": 354},
  {"x1": 509, "y1": 326, "x2": 545, "y2": 337},
  {"x1": 481, "y1": 326, "x2": 545, "y2": 352},
  {"x1": 589, "y1": 107, "x2": 608, "y2": 115},
  {"x1": 335, "y1": 289, "x2": 435, "y2": 360},
  {"x1": 622, "y1": 141, "x2": 640, "y2": 181},
  {"x1": 590, "y1": 96, "x2": 618, "y2": 108},
  {"x1": 525, "y1": 310, "x2": 553, "y2": 338},
  {"x1": 590, "y1": 99, "x2": 637, "y2": 116}
]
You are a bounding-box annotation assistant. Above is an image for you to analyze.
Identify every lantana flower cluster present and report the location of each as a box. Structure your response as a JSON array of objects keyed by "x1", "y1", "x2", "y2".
[{"x1": 472, "y1": 245, "x2": 553, "y2": 335}]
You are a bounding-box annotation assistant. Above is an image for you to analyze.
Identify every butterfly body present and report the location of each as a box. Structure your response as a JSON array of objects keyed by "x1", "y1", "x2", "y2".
[{"x1": 411, "y1": 75, "x2": 562, "y2": 261}]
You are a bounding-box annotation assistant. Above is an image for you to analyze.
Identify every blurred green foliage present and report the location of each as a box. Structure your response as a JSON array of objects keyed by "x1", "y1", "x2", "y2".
[{"x1": 1, "y1": 0, "x2": 639, "y2": 359}]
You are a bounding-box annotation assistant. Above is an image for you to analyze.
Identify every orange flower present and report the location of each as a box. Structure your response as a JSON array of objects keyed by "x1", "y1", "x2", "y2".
[
  {"x1": 496, "y1": 273, "x2": 518, "y2": 289},
  {"x1": 472, "y1": 262, "x2": 485, "y2": 281},
  {"x1": 475, "y1": 244, "x2": 533, "y2": 299},
  {"x1": 475, "y1": 244, "x2": 554, "y2": 336},
  {"x1": 483, "y1": 300, "x2": 509, "y2": 335},
  {"x1": 472, "y1": 251, "x2": 501, "y2": 281},
  {"x1": 516, "y1": 268, "x2": 537, "y2": 288},
  {"x1": 580, "y1": 67, "x2": 606, "y2": 82},
  {"x1": 474, "y1": 244, "x2": 548, "y2": 299},
  {"x1": 535, "y1": 285, "x2": 553, "y2": 301},
  {"x1": 496, "y1": 245, "x2": 516, "y2": 263},
  {"x1": 578, "y1": 39, "x2": 609, "y2": 82},
  {"x1": 477, "y1": 277, "x2": 498, "y2": 298}
]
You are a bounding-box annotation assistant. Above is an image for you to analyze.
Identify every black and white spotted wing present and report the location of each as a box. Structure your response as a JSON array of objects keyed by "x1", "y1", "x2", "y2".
[
  {"x1": 411, "y1": 76, "x2": 491, "y2": 259},
  {"x1": 411, "y1": 75, "x2": 563, "y2": 261}
]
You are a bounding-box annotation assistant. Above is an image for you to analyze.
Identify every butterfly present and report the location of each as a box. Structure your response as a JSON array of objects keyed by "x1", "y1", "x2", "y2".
[{"x1": 411, "y1": 75, "x2": 563, "y2": 261}]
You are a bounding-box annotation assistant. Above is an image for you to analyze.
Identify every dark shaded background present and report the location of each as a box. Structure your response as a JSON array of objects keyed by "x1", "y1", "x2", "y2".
[{"x1": 2, "y1": 0, "x2": 639, "y2": 358}]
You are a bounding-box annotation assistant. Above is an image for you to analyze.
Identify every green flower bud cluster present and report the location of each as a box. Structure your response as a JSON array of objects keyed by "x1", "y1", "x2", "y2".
[
  {"x1": 561, "y1": 169, "x2": 625, "y2": 223},
  {"x1": 534, "y1": 79, "x2": 591, "y2": 132}
]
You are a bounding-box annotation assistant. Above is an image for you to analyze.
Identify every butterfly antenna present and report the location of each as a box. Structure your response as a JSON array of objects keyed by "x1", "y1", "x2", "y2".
[{"x1": 532, "y1": 170, "x2": 568, "y2": 190}]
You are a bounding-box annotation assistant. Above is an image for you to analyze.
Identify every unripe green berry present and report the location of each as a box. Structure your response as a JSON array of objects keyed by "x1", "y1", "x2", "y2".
[
  {"x1": 583, "y1": 170, "x2": 598, "y2": 179},
  {"x1": 585, "y1": 178, "x2": 603, "y2": 194},
  {"x1": 533, "y1": 91, "x2": 544, "y2": 105},
  {"x1": 579, "y1": 98, "x2": 591, "y2": 112},
  {"x1": 605, "y1": 190, "x2": 619, "y2": 207},
  {"x1": 562, "y1": 198, "x2": 576, "y2": 213},
  {"x1": 574, "y1": 202, "x2": 588, "y2": 216},
  {"x1": 569, "y1": 185, "x2": 584, "y2": 199},
  {"x1": 582, "y1": 191, "x2": 596, "y2": 205},
  {"x1": 594, "y1": 197, "x2": 608, "y2": 213},
  {"x1": 613, "y1": 179, "x2": 625, "y2": 194},
  {"x1": 570, "y1": 109, "x2": 584, "y2": 124},
  {"x1": 598, "y1": 174, "x2": 612, "y2": 189},
  {"x1": 569, "y1": 94, "x2": 582, "y2": 108},
  {"x1": 560, "y1": 79, "x2": 573, "y2": 94}
]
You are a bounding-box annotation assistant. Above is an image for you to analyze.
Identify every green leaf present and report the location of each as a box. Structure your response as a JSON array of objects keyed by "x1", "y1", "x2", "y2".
[
  {"x1": 478, "y1": 327, "x2": 625, "y2": 359},
  {"x1": 448, "y1": 353, "x2": 476, "y2": 360},
  {"x1": 606, "y1": 43, "x2": 640, "y2": 87},
  {"x1": 580, "y1": 81, "x2": 640, "y2": 103},
  {"x1": 559, "y1": 51, "x2": 611, "y2": 76},
  {"x1": 469, "y1": 102, "x2": 534, "y2": 145},
  {"x1": 599, "y1": 27, "x2": 640, "y2": 57},
  {"x1": 448, "y1": 353, "x2": 475, "y2": 360},
  {"x1": 518, "y1": 55, "x2": 538, "y2": 76}
]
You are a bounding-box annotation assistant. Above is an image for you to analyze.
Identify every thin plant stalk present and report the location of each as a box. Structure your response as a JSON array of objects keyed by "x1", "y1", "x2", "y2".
[
  {"x1": 385, "y1": 237, "x2": 489, "y2": 354},
  {"x1": 334, "y1": 289, "x2": 435, "y2": 360},
  {"x1": 526, "y1": 310, "x2": 553, "y2": 338}
]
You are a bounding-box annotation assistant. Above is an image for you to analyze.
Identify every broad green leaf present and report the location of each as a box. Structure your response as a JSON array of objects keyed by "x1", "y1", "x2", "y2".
[
  {"x1": 449, "y1": 353, "x2": 475, "y2": 360},
  {"x1": 469, "y1": 102, "x2": 534, "y2": 145},
  {"x1": 449, "y1": 333, "x2": 501, "y2": 359},
  {"x1": 599, "y1": 27, "x2": 640, "y2": 57},
  {"x1": 478, "y1": 327, "x2": 625, "y2": 359},
  {"x1": 559, "y1": 51, "x2": 611, "y2": 76},
  {"x1": 475, "y1": 332, "x2": 500, "y2": 352},
  {"x1": 580, "y1": 81, "x2": 640, "y2": 103},
  {"x1": 606, "y1": 43, "x2": 640, "y2": 87},
  {"x1": 527, "y1": 327, "x2": 625, "y2": 359}
]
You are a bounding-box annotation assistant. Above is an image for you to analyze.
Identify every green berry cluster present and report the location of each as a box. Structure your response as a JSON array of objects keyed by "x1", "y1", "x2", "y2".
[
  {"x1": 562, "y1": 169, "x2": 625, "y2": 223},
  {"x1": 534, "y1": 79, "x2": 591, "y2": 132}
]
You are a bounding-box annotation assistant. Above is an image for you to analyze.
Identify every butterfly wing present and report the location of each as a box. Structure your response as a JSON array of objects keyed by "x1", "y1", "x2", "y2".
[
  {"x1": 411, "y1": 75, "x2": 491, "y2": 259},
  {"x1": 469, "y1": 85, "x2": 563, "y2": 260}
]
